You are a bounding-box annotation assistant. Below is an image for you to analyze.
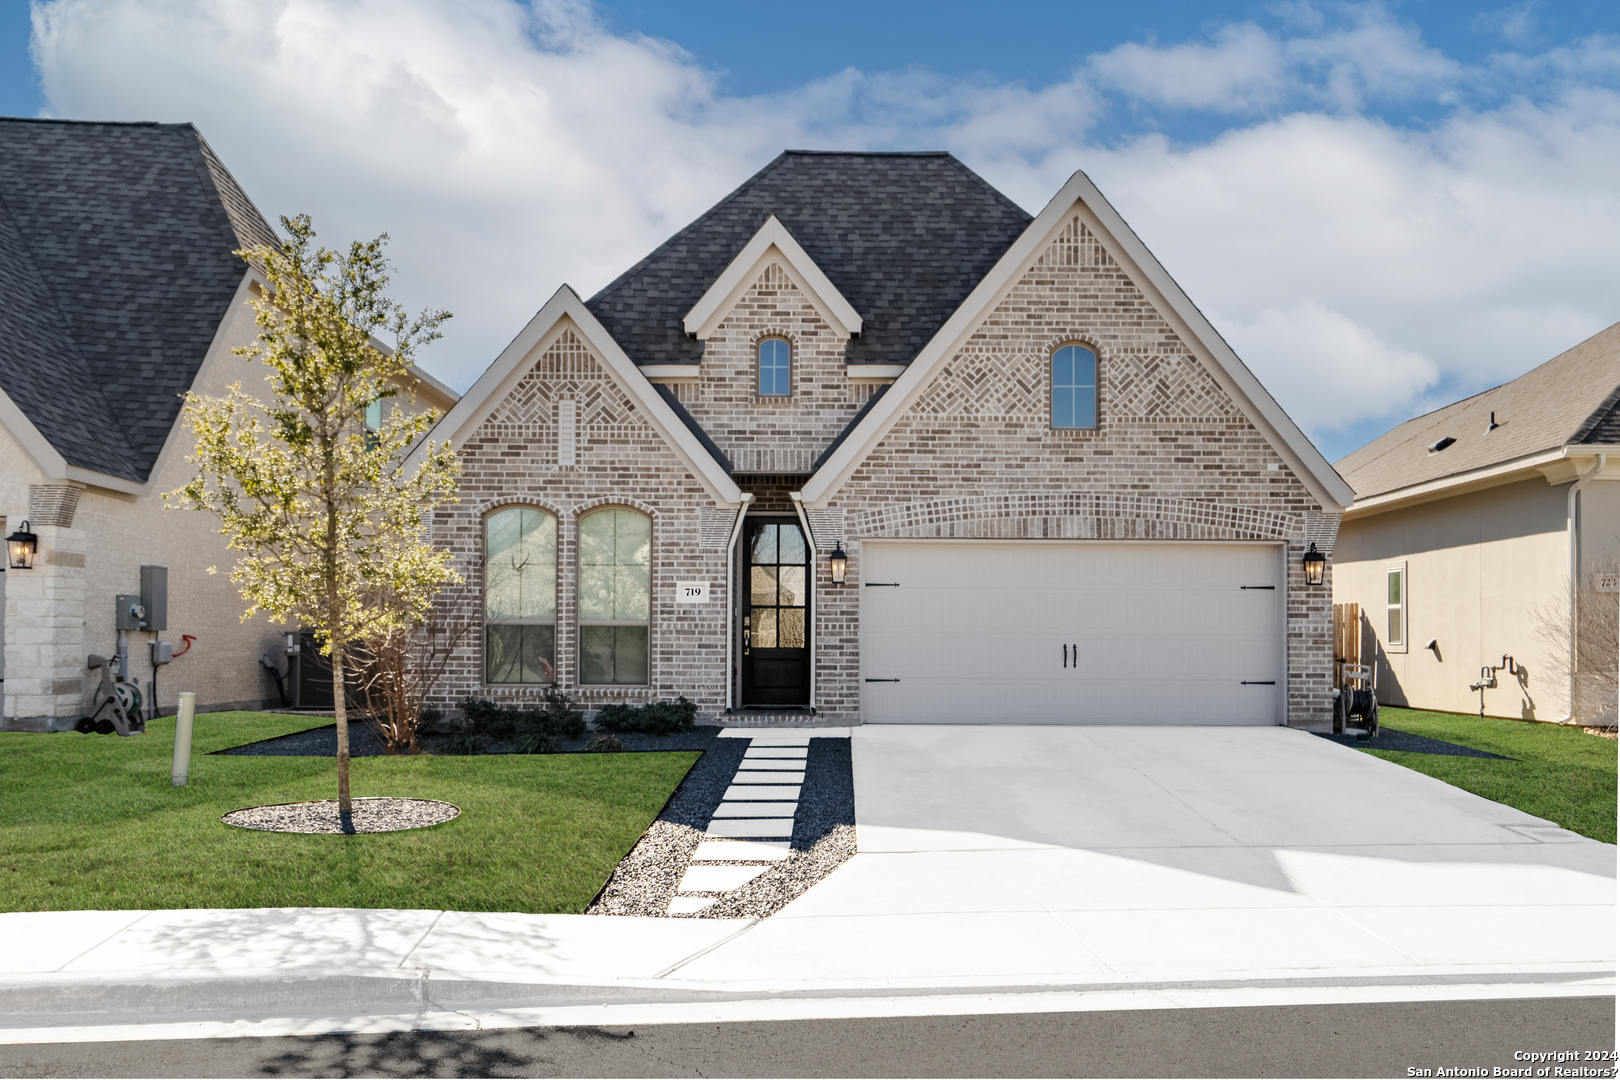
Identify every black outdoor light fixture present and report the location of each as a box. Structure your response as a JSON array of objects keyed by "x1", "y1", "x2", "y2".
[
  {"x1": 1302, "y1": 542, "x2": 1326, "y2": 587},
  {"x1": 828, "y1": 542, "x2": 848, "y2": 585},
  {"x1": 6, "y1": 520, "x2": 38, "y2": 570}
]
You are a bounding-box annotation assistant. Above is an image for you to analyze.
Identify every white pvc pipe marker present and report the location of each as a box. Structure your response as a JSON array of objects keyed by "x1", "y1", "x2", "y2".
[{"x1": 171, "y1": 691, "x2": 196, "y2": 786}]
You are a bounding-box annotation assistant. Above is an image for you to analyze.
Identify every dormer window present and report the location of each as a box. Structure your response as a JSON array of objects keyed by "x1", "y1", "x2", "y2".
[{"x1": 758, "y1": 338, "x2": 791, "y2": 397}]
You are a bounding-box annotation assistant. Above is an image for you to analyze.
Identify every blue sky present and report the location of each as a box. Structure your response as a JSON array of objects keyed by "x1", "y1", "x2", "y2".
[{"x1": 8, "y1": 0, "x2": 1620, "y2": 461}]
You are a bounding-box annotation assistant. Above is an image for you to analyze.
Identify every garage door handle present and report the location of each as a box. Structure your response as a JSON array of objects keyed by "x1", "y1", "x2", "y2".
[
  {"x1": 865, "y1": 678, "x2": 900, "y2": 683},
  {"x1": 1062, "y1": 644, "x2": 1067, "y2": 668},
  {"x1": 1240, "y1": 680, "x2": 1276, "y2": 685},
  {"x1": 864, "y1": 582, "x2": 900, "y2": 587},
  {"x1": 1240, "y1": 585, "x2": 1276, "y2": 590}
]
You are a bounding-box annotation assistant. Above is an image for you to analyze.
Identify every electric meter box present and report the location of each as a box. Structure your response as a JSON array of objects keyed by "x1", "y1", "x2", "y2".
[{"x1": 114, "y1": 595, "x2": 146, "y2": 631}]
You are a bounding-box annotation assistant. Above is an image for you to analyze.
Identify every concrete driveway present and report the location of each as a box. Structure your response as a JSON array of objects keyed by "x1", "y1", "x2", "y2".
[{"x1": 676, "y1": 725, "x2": 1616, "y2": 994}]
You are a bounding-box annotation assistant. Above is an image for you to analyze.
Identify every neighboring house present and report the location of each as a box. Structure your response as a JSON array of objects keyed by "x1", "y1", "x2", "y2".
[
  {"x1": 420, "y1": 151, "x2": 1353, "y2": 726},
  {"x1": 1333, "y1": 322, "x2": 1620, "y2": 723},
  {"x1": 0, "y1": 118, "x2": 457, "y2": 731}
]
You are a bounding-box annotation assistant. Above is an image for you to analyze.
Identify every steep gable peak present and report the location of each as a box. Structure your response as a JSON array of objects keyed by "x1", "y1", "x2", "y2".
[{"x1": 683, "y1": 215, "x2": 862, "y2": 340}]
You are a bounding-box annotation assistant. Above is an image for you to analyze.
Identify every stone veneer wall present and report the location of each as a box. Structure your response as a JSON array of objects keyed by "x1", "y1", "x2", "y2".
[
  {"x1": 811, "y1": 214, "x2": 1339, "y2": 724},
  {"x1": 431, "y1": 325, "x2": 732, "y2": 714}
]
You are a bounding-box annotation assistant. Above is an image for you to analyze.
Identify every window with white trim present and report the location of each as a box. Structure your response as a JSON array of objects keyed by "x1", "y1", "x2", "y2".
[
  {"x1": 757, "y1": 338, "x2": 791, "y2": 397},
  {"x1": 485, "y1": 507, "x2": 557, "y2": 683},
  {"x1": 1051, "y1": 345, "x2": 1097, "y2": 429},
  {"x1": 579, "y1": 508, "x2": 651, "y2": 684},
  {"x1": 1386, "y1": 563, "x2": 1407, "y2": 653}
]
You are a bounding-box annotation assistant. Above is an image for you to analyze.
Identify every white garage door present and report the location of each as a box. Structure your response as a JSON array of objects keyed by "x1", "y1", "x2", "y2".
[{"x1": 860, "y1": 541, "x2": 1283, "y2": 724}]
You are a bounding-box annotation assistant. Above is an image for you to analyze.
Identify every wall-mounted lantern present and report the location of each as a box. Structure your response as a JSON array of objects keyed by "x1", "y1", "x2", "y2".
[
  {"x1": 6, "y1": 520, "x2": 38, "y2": 570},
  {"x1": 829, "y1": 542, "x2": 848, "y2": 585},
  {"x1": 1302, "y1": 542, "x2": 1326, "y2": 587}
]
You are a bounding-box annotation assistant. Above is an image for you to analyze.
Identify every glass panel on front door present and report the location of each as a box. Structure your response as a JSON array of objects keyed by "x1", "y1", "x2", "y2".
[{"x1": 741, "y1": 521, "x2": 811, "y2": 706}]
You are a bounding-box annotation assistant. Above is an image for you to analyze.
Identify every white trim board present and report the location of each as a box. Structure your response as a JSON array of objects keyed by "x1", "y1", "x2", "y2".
[
  {"x1": 409, "y1": 286, "x2": 744, "y2": 507},
  {"x1": 796, "y1": 169, "x2": 1354, "y2": 512},
  {"x1": 683, "y1": 216, "x2": 862, "y2": 341}
]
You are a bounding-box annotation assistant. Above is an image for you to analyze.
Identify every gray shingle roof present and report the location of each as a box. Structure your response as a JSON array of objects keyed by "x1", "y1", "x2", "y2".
[
  {"x1": 0, "y1": 118, "x2": 276, "y2": 484},
  {"x1": 1336, "y1": 321, "x2": 1620, "y2": 499},
  {"x1": 585, "y1": 151, "x2": 1033, "y2": 368}
]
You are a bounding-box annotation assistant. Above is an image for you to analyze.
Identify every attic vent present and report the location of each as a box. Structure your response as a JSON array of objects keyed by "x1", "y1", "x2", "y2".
[
  {"x1": 1428, "y1": 436, "x2": 1456, "y2": 453},
  {"x1": 557, "y1": 399, "x2": 577, "y2": 468}
]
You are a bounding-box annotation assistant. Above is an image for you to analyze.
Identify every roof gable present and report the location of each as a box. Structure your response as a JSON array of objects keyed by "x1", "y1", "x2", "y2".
[
  {"x1": 0, "y1": 118, "x2": 277, "y2": 485},
  {"x1": 585, "y1": 151, "x2": 1031, "y2": 368},
  {"x1": 415, "y1": 286, "x2": 743, "y2": 506},
  {"x1": 1335, "y1": 321, "x2": 1620, "y2": 501},
  {"x1": 799, "y1": 168, "x2": 1355, "y2": 511},
  {"x1": 683, "y1": 215, "x2": 861, "y2": 340}
]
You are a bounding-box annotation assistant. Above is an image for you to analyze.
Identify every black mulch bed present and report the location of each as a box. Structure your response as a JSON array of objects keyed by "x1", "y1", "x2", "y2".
[
  {"x1": 215, "y1": 721, "x2": 723, "y2": 757},
  {"x1": 649, "y1": 737, "x2": 751, "y2": 828},
  {"x1": 1313, "y1": 726, "x2": 1514, "y2": 760},
  {"x1": 793, "y1": 737, "x2": 856, "y2": 850},
  {"x1": 635, "y1": 734, "x2": 853, "y2": 849}
]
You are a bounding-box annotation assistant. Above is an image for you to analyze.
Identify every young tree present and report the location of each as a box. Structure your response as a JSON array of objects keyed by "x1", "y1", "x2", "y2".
[{"x1": 168, "y1": 215, "x2": 461, "y2": 817}]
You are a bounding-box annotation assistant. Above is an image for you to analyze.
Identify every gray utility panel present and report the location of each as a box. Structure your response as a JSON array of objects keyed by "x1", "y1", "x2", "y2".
[{"x1": 140, "y1": 565, "x2": 167, "y2": 632}]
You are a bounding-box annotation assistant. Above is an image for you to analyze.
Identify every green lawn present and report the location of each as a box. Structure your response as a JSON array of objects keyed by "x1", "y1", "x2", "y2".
[
  {"x1": 0, "y1": 712, "x2": 697, "y2": 913},
  {"x1": 1366, "y1": 707, "x2": 1617, "y2": 845}
]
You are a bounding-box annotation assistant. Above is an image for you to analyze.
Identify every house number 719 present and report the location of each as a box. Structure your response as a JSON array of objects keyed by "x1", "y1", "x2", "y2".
[{"x1": 675, "y1": 582, "x2": 710, "y2": 604}]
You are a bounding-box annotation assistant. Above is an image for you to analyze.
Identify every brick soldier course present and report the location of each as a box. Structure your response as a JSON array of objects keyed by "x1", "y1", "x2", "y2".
[{"x1": 422, "y1": 151, "x2": 1354, "y2": 725}]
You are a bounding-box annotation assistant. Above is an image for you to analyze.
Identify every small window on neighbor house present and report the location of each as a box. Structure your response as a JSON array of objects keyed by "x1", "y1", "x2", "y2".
[
  {"x1": 758, "y1": 338, "x2": 791, "y2": 397},
  {"x1": 365, "y1": 399, "x2": 383, "y2": 431},
  {"x1": 1051, "y1": 345, "x2": 1097, "y2": 429},
  {"x1": 1386, "y1": 564, "x2": 1407, "y2": 652},
  {"x1": 485, "y1": 507, "x2": 557, "y2": 684},
  {"x1": 579, "y1": 508, "x2": 651, "y2": 685}
]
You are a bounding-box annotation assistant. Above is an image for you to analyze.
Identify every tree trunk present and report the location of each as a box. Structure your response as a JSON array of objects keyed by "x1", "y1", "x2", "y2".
[{"x1": 332, "y1": 632, "x2": 352, "y2": 819}]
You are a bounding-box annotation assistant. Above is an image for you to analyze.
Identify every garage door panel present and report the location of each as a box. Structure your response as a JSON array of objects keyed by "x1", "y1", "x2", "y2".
[{"x1": 861, "y1": 541, "x2": 1282, "y2": 725}]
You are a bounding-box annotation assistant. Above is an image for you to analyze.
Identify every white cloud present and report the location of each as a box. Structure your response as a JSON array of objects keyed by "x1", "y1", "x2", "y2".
[
  {"x1": 1089, "y1": 24, "x2": 1287, "y2": 112},
  {"x1": 1213, "y1": 302, "x2": 1439, "y2": 432},
  {"x1": 27, "y1": 0, "x2": 1620, "y2": 460}
]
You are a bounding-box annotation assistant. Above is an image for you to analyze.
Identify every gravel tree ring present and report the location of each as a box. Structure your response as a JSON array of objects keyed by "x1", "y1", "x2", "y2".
[{"x1": 221, "y1": 797, "x2": 461, "y2": 834}]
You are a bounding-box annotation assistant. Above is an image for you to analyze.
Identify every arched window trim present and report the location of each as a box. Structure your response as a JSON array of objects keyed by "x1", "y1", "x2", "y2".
[
  {"x1": 577, "y1": 505, "x2": 653, "y2": 686},
  {"x1": 483, "y1": 504, "x2": 559, "y2": 685},
  {"x1": 757, "y1": 336, "x2": 792, "y2": 397},
  {"x1": 1050, "y1": 343, "x2": 1099, "y2": 430}
]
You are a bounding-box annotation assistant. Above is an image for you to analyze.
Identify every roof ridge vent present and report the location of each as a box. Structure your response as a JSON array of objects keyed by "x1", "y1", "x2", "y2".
[{"x1": 1428, "y1": 436, "x2": 1457, "y2": 453}]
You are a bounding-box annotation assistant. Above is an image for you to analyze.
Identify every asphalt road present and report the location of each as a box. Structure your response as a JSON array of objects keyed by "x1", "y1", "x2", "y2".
[{"x1": 1, "y1": 996, "x2": 1613, "y2": 1078}]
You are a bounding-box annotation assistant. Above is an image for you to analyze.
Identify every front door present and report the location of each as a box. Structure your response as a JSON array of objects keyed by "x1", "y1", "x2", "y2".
[{"x1": 741, "y1": 520, "x2": 811, "y2": 707}]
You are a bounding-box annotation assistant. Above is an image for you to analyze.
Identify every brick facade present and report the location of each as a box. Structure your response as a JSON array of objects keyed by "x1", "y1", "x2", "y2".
[
  {"x1": 435, "y1": 212, "x2": 1339, "y2": 726},
  {"x1": 677, "y1": 261, "x2": 869, "y2": 469},
  {"x1": 433, "y1": 324, "x2": 733, "y2": 714}
]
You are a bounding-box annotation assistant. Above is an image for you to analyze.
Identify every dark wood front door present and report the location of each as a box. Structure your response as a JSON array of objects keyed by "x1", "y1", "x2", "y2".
[{"x1": 741, "y1": 519, "x2": 810, "y2": 707}]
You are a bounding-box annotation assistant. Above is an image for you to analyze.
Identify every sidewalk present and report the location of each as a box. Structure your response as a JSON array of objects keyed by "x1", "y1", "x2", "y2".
[{"x1": 0, "y1": 725, "x2": 1613, "y2": 1043}]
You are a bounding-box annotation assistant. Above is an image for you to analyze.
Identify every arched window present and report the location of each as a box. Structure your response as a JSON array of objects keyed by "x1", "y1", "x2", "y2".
[
  {"x1": 485, "y1": 507, "x2": 557, "y2": 684},
  {"x1": 579, "y1": 508, "x2": 651, "y2": 684},
  {"x1": 1051, "y1": 345, "x2": 1098, "y2": 429},
  {"x1": 758, "y1": 338, "x2": 791, "y2": 397}
]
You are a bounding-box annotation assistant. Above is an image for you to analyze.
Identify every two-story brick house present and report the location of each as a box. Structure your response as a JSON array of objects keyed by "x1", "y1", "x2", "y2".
[{"x1": 419, "y1": 151, "x2": 1353, "y2": 726}]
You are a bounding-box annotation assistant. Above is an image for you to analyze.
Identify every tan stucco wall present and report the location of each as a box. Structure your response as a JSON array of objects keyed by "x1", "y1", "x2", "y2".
[
  {"x1": 1333, "y1": 477, "x2": 1574, "y2": 719},
  {"x1": 0, "y1": 287, "x2": 289, "y2": 728},
  {"x1": 2, "y1": 283, "x2": 457, "y2": 729}
]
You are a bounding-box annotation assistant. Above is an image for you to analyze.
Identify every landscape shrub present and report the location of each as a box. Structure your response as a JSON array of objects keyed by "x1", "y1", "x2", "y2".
[
  {"x1": 592, "y1": 696, "x2": 697, "y2": 735},
  {"x1": 585, "y1": 735, "x2": 625, "y2": 753},
  {"x1": 455, "y1": 690, "x2": 586, "y2": 754}
]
